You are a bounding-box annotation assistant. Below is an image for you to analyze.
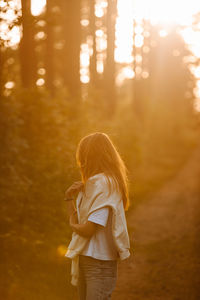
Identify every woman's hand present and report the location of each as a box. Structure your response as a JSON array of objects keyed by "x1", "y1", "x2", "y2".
[
  {"x1": 65, "y1": 181, "x2": 84, "y2": 200},
  {"x1": 64, "y1": 181, "x2": 83, "y2": 219}
]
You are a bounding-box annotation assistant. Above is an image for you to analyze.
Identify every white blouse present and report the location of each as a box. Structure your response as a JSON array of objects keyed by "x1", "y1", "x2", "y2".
[{"x1": 80, "y1": 206, "x2": 118, "y2": 260}]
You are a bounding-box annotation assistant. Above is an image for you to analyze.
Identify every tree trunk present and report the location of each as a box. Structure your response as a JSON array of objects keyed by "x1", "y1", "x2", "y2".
[
  {"x1": 61, "y1": 0, "x2": 81, "y2": 98},
  {"x1": 0, "y1": 45, "x2": 4, "y2": 97},
  {"x1": 104, "y1": 0, "x2": 117, "y2": 115},
  {"x1": 89, "y1": 0, "x2": 97, "y2": 86},
  {"x1": 20, "y1": 0, "x2": 36, "y2": 88},
  {"x1": 45, "y1": 0, "x2": 55, "y2": 94}
]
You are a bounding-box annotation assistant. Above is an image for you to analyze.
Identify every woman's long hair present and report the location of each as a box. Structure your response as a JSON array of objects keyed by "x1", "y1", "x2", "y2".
[{"x1": 76, "y1": 132, "x2": 130, "y2": 211}]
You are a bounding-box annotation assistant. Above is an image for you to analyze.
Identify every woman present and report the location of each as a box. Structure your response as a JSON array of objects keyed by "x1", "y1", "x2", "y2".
[{"x1": 65, "y1": 132, "x2": 131, "y2": 300}]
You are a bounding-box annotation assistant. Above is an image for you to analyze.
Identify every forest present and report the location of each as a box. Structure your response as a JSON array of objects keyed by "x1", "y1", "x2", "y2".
[{"x1": 1, "y1": 0, "x2": 200, "y2": 299}]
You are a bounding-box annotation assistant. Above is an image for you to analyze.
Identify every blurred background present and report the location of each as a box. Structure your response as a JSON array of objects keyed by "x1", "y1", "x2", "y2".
[{"x1": 0, "y1": 0, "x2": 200, "y2": 299}]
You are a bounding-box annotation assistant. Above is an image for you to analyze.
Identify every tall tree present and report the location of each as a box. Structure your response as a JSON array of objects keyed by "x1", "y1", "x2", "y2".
[
  {"x1": 89, "y1": 0, "x2": 98, "y2": 86},
  {"x1": 20, "y1": 0, "x2": 36, "y2": 88},
  {"x1": 0, "y1": 42, "x2": 4, "y2": 97},
  {"x1": 104, "y1": 0, "x2": 117, "y2": 115},
  {"x1": 132, "y1": 19, "x2": 151, "y2": 122},
  {"x1": 45, "y1": 0, "x2": 55, "y2": 94},
  {"x1": 61, "y1": 0, "x2": 81, "y2": 98}
]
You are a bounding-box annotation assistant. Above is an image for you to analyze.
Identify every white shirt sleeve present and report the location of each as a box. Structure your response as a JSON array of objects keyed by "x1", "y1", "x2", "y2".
[{"x1": 88, "y1": 207, "x2": 109, "y2": 227}]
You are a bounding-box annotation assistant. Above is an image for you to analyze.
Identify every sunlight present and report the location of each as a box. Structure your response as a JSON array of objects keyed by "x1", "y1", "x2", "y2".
[
  {"x1": 116, "y1": 66, "x2": 135, "y2": 86},
  {"x1": 95, "y1": 0, "x2": 107, "y2": 18},
  {"x1": 5, "y1": 81, "x2": 15, "y2": 89},
  {"x1": 2, "y1": 0, "x2": 200, "y2": 98},
  {"x1": 194, "y1": 67, "x2": 200, "y2": 79},
  {"x1": 80, "y1": 43, "x2": 90, "y2": 84},
  {"x1": 4, "y1": 6, "x2": 16, "y2": 21},
  {"x1": 0, "y1": 0, "x2": 21, "y2": 47},
  {"x1": 134, "y1": 34, "x2": 144, "y2": 48},
  {"x1": 115, "y1": 0, "x2": 134, "y2": 64},
  {"x1": 36, "y1": 78, "x2": 45, "y2": 86},
  {"x1": 194, "y1": 98, "x2": 200, "y2": 112},
  {"x1": 131, "y1": 0, "x2": 200, "y2": 26},
  {"x1": 97, "y1": 60, "x2": 104, "y2": 73},
  {"x1": 9, "y1": 26, "x2": 21, "y2": 45},
  {"x1": 57, "y1": 245, "x2": 68, "y2": 257},
  {"x1": 31, "y1": 0, "x2": 46, "y2": 16},
  {"x1": 114, "y1": 0, "x2": 200, "y2": 86},
  {"x1": 115, "y1": 0, "x2": 200, "y2": 66},
  {"x1": 81, "y1": 19, "x2": 89, "y2": 27},
  {"x1": 37, "y1": 68, "x2": 46, "y2": 75},
  {"x1": 194, "y1": 80, "x2": 200, "y2": 111},
  {"x1": 80, "y1": 44, "x2": 90, "y2": 68},
  {"x1": 159, "y1": 29, "x2": 168, "y2": 38},
  {"x1": 96, "y1": 30, "x2": 107, "y2": 52}
]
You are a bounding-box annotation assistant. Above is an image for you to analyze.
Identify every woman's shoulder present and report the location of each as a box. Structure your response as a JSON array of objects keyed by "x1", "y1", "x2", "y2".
[
  {"x1": 86, "y1": 173, "x2": 108, "y2": 189},
  {"x1": 86, "y1": 173, "x2": 118, "y2": 193},
  {"x1": 83, "y1": 173, "x2": 108, "y2": 199},
  {"x1": 88, "y1": 172, "x2": 106, "y2": 181},
  {"x1": 87, "y1": 172, "x2": 114, "y2": 187}
]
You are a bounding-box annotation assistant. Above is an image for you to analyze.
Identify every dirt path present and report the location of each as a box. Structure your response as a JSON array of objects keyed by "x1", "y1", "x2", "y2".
[{"x1": 112, "y1": 145, "x2": 200, "y2": 300}]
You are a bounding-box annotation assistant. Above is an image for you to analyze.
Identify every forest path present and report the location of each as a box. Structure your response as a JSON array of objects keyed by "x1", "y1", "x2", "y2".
[{"x1": 112, "y1": 144, "x2": 200, "y2": 300}]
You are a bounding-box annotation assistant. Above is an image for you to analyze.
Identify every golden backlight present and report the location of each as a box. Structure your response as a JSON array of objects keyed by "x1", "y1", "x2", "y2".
[{"x1": 1, "y1": 0, "x2": 200, "y2": 110}]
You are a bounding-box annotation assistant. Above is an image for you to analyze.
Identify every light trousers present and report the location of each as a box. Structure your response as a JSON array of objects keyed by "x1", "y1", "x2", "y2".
[{"x1": 77, "y1": 254, "x2": 118, "y2": 300}]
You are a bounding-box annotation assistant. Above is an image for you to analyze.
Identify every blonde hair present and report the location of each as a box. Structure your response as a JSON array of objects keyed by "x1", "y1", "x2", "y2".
[{"x1": 76, "y1": 132, "x2": 129, "y2": 211}]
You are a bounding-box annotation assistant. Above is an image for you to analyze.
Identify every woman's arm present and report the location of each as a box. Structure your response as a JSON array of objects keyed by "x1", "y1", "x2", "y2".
[
  {"x1": 64, "y1": 181, "x2": 83, "y2": 217},
  {"x1": 69, "y1": 211, "x2": 98, "y2": 238},
  {"x1": 65, "y1": 181, "x2": 98, "y2": 238},
  {"x1": 66, "y1": 200, "x2": 76, "y2": 217}
]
